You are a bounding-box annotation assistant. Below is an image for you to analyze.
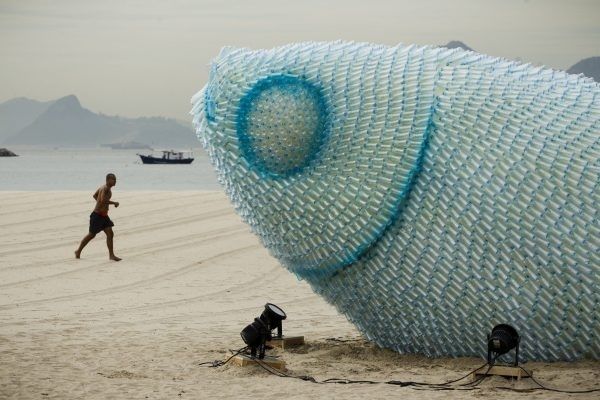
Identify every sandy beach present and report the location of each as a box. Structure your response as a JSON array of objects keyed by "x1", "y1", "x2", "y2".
[{"x1": 0, "y1": 191, "x2": 598, "y2": 399}]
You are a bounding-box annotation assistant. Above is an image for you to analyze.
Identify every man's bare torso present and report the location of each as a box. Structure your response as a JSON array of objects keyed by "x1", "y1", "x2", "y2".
[{"x1": 93, "y1": 184, "x2": 112, "y2": 216}]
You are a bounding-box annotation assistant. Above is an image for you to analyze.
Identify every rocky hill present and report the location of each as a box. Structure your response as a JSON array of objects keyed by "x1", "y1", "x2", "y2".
[
  {"x1": 441, "y1": 41, "x2": 474, "y2": 51},
  {"x1": 0, "y1": 97, "x2": 54, "y2": 143},
  {"x1": 1, "y1": 95, "x2": 199, "y2": 148},
  {"x1": 567, "y1": 56, "x2": 600, "y2": 82}
]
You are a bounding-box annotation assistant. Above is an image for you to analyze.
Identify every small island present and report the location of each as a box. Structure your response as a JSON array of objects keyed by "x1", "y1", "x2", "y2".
[{"x1": 0, "y1": 148, "x2": 18, "y2": 157}]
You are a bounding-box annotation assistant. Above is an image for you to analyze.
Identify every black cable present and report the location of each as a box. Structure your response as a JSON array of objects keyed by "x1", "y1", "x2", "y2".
[
  {"x1": 205, "y1": 350, "x2": 491, "y2": 392},
  {"x1": 253, "y1": 358, "x2": 492, "y2": 391},
  {"x1": 406, "y1": 363, "x2": 492, "y2": 391},
  {"x1": 254, "y1": 358, "x2": 319, "y2": 383},
  {"x1": 514, "y1": 366, "x2": 600, "y2": 394},
  {"x1": 198, "y1": 346, "x2": 248, "y2": 368},
  {"x1": 433, "y1": 362, "x2": 489, "y2": 386},
  {"x1": 459, "y1": 364, "x2": 493, "y2": 388},
  {"x1": 325, "y1": 337, "x2": 362, "y2": 343},
  {"x1": 321, "y1": 378, "x2": 378, "y2": 385},
  {"x1": 322, "y1": 362, "x2": 490, "y2": 387},
  {"x1": 201, "y1": 349, "x2": 600, "y2": 394},
  {"x1": 253, "y1": 359, "x2": 287, "y2": 377}
]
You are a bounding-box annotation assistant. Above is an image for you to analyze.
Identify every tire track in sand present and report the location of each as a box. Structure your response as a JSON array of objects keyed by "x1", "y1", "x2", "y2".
[
  {"x1": 0, "y1": 191, "x2": 180, "y2": 216},
  {"x1": 1, "y1": 295, "x2": 320, "y2": 330},
  {"x1": 0, "y1": 192, "x2": 225, "y2": 233},
  {"x1": 0, "y1": 206, "x2": 237, "y2": 258},
  {"x1": 0, "y1": 225, "x2": 250, "y2": 287},
  {"x1": 0, "y1": 244, "x2": 261, "y2": 311}
]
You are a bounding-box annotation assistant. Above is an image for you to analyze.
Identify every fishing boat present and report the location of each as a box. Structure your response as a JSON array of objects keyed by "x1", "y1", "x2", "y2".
[{"x1": 137, "y1": 149, "x2": 194, "y2": 164}]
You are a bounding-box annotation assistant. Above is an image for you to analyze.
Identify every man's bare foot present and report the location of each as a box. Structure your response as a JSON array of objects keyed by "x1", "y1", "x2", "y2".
[
  {"x1": 110, "y1": 255, "x2": 122, "y2": 261},
  {"x1": 75, "y1": 250, "x2": 81, "y2": 259}
]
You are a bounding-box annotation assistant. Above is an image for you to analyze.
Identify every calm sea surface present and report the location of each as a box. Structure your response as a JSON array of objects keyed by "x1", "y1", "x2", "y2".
[{"x1": 0, "y1": 148, "x2": 220, "y2": 190}]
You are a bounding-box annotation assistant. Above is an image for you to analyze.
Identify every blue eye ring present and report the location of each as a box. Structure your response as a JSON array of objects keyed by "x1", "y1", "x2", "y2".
[{"x1": 236, "y1": 74, "x2": 330, "y2": 178}]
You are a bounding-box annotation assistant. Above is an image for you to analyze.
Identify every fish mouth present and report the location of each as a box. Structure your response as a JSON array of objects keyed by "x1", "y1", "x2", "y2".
[
  {"x1": 192, "y1": 44, "x2": 438, "y2": 280},
  {"x1": 285, "y1": 116, "x2": 434, "y2": 279}
]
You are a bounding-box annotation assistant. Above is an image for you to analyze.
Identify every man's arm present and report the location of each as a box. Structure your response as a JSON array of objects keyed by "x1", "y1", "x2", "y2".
[{"x1": 93, "y1": 189, "x2": 99, "y2": 200}]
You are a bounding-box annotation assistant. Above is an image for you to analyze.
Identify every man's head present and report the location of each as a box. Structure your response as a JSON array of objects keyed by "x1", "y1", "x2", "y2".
[{"x1": 106, "y1": 173, "x2": 117, "y2": 187}]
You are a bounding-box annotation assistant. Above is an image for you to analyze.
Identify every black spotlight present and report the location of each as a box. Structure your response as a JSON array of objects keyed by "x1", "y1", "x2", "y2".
[
  {"x1": 239, "y1": 304, "x2": 287, "y2": 359},
  {"x1": 261, "y1": 303, "x2": 287, "y2": 339},
  {"x1": 487, "y1": 324, "x2": 520, "y2": 366},
  {"x1": 240, "y1": 317, "x2": 270, "y2": 359}
]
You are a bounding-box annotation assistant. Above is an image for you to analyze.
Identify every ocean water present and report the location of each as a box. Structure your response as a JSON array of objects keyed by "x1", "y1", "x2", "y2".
[{"x1": 0, "y1": 148, "x2": 220, "y2": 190}]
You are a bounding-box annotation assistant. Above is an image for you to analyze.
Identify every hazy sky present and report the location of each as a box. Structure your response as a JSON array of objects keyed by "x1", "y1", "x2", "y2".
[{"x1": 1, "y1": 0, "x2": 598, "y2": 121}]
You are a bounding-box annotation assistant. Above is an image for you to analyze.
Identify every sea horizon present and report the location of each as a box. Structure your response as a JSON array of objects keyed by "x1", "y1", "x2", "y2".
[{"x1": 0, "y1": 146, "x2": 220, "y2": 191}]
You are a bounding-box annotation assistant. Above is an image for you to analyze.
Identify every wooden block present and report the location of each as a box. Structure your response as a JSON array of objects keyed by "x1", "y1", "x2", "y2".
[
  {"x1": 230, "y1": 354, "x2": 286, "y2": 370},
  {"x1": 471, "y1": 365, "x2": 533, "y2": 382},
  {"x1": 267, "y1": 336, "x2": 305, "y2": 350}
]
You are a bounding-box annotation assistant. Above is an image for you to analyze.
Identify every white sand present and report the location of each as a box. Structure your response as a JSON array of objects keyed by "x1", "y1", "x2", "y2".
[{"x1": 0, "y1": 191, "x2": 598, "y2": 399}]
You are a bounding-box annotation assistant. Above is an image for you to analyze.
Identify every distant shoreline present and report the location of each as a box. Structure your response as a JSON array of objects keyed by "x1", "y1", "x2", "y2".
[{"x1": 0, "y1": 148, "x2": 220, "y2": 191}]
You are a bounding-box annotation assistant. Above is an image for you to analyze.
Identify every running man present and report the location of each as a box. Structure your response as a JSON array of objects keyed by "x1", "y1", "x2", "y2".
[{"x1": 75, "y1": 173, "x2": 122, "y2": 261}]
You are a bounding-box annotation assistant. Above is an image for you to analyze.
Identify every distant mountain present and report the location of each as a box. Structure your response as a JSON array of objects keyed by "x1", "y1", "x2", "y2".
[
  {"x1": 2, "y1": 95, "x2": 199, "y2": 148},
  {"x1": 0, "y1": 97, "x2": 54, "y2": 143},
  {"x1": 441, "y1": 41, "x2": 474, "y2": 52},
  {"x1": 567, "y1": 57, "x2": 600, "y2": 82},
  {"x1": 5, "y1": 95, "x2": 122, "y2": 146}
]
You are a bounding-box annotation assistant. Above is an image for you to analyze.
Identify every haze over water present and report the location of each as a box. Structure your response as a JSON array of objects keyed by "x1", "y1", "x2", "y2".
[{"x1": 0, "y1": 148, "x2": 220, "y2": 190}]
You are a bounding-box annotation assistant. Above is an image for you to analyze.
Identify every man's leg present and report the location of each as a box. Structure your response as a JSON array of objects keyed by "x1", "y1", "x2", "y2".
[
  {"x1": 75, "y1": 232, "x2": 96, "y2": 258},
  {"x1": 104, "y1": 227, "x2": 121, "y2": 261}
]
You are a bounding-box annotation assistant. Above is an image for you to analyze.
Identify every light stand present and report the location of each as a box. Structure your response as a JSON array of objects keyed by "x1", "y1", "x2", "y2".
[
  {"x1": 487, "y1": 324, "x2": 520, "y2": 366},
  {"x1": 240, "y1": 317, "x2": 270, "y2": 359}
]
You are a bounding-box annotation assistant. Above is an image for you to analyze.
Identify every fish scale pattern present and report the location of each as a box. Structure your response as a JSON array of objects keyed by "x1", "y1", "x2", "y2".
[{"x1": 191, "y1": 41, "x2": 599, "y2": 361}]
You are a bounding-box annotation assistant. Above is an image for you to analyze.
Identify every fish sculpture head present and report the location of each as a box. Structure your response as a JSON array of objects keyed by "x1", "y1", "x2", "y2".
[
  {"x1": 192, "y1": 42, "x2": 438, "y2": 280},
  {"x1": 192, "y1": 41, "x2": 600, "y2": 361}
]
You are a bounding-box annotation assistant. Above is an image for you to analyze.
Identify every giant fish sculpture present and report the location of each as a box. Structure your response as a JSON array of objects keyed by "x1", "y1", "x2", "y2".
[{"x1": 191, "y1": 41, "x2": 599, "y2": 361}]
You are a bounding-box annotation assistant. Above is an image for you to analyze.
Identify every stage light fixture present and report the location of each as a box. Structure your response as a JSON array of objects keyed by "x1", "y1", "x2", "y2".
[
  {"x1": 240, "y1": 317, "x2": 270, "y2": 359},
  {"x1": 261, "y1": 303, "x2": 287, "y2": 339},
  {"x1": 240, "y1": 304, "x2": 287, "y2": 359},
  {"x1": 487, "y1": 324, "x2": 520, "y2": 366}
]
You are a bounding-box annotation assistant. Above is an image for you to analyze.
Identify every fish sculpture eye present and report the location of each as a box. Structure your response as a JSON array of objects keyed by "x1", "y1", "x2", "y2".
[{"x1": 236, "y1": 75, "x2": 329, "y2": 177}]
